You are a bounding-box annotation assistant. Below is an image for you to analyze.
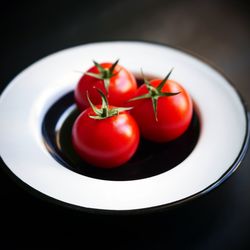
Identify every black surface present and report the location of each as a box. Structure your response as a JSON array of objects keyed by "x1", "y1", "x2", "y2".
[{"x1": 1, "y1": 0, "x2": 250, "y2": 249}]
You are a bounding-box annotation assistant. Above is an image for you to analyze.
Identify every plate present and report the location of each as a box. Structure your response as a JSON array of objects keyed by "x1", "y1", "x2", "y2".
[{"x1": 0, "y1": 41, "x2": 249, "y2": 213}]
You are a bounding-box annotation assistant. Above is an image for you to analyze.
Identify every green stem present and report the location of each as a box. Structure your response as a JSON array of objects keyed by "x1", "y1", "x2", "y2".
[
  {"x1": 88, "y1": 88, "x2": 132, "y2": 120},
  {"x1": 129, "y1": 68, "x2": 179, "y2": 121},
  {"x1": 86, "y1": 60, "x2": 120, "y2": 94}
]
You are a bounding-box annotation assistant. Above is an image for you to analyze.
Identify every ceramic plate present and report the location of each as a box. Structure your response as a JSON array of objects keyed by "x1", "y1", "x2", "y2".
[{"x1": 0, "y1": 41, "x2": 249, "y2": 213}]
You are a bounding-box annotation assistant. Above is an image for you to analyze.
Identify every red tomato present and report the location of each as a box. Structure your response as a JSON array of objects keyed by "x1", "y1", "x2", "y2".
[
  {"x1": 72, "y1": 89, "x2": 140, "y2": 168},
  {"x1": 74, "y1": 60, "x2": 137, "y2": 111},
  {"x1": 72, "y1": 108, "x2": 139, "y2": 168},
  {"x1": 130, "y1": 79, "x2": 193, "y2": 143}
]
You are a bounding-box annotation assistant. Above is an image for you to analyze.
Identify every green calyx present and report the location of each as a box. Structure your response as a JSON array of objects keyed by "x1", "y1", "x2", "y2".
[
  {"x1": 87, "y1": 88, "x2": 132, "y2": 120},
  {"x1": 85, "y1": 60, "x2": 120, "y2": 93},
  {"x1": 129, "y1": 68, "x2": 180, "y2": 121}
]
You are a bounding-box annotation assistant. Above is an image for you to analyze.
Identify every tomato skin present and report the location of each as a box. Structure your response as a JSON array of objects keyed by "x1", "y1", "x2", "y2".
[
  {"x1": 72, "y1": 106, "x2": 140, "y2": 168},
  {"x1": 74, "y1": 63, "x2": 137, "y2": 111},
  {"x1": 130, "y1": 80, "x2": 193, "y2": 142}
]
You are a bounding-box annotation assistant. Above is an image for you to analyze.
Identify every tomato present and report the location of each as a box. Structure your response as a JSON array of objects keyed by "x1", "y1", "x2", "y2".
[
  {"x1": 74, "y1": 60, "x2": 137, "y2": 111},
  {"x1": 130, "y1": 71, "x2": 193, "y2": 142},
  {"x1": 72, "y1": 89, "x2": 140, "y2": 168}
]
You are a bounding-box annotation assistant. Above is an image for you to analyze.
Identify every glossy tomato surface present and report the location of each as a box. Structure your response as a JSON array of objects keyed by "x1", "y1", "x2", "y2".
[
  {"x1": 75, "y1": 63, "x2": 137, "y2": 111},
  {"x1": 131, "y1": 80, "x2": 193, "y2": 142},
  {"x1": 72, "y1": 106, "x2": 140, "y2": 168}
]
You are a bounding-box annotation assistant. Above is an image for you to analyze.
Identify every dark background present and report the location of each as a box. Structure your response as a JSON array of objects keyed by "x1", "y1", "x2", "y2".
[{"x1": 0, "y1": 0, "x2": 249, "y2": 249}]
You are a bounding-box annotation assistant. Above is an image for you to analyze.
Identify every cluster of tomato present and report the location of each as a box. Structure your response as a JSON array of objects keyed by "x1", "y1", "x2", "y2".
[{"x1": 72, "y1": 60, "x2": 193, "y2": 168}]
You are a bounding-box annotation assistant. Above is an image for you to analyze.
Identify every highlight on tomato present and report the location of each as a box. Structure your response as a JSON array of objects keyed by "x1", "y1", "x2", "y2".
[
  {"x1": 72, "y1": 89, "x2": 140, "y2": 168},
  {"x1": 130, "y1": 69, "x2": 193, "y2": 143},
  {"x1": 74, "y1": 60, "x2": 137, "y2": 111}
]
